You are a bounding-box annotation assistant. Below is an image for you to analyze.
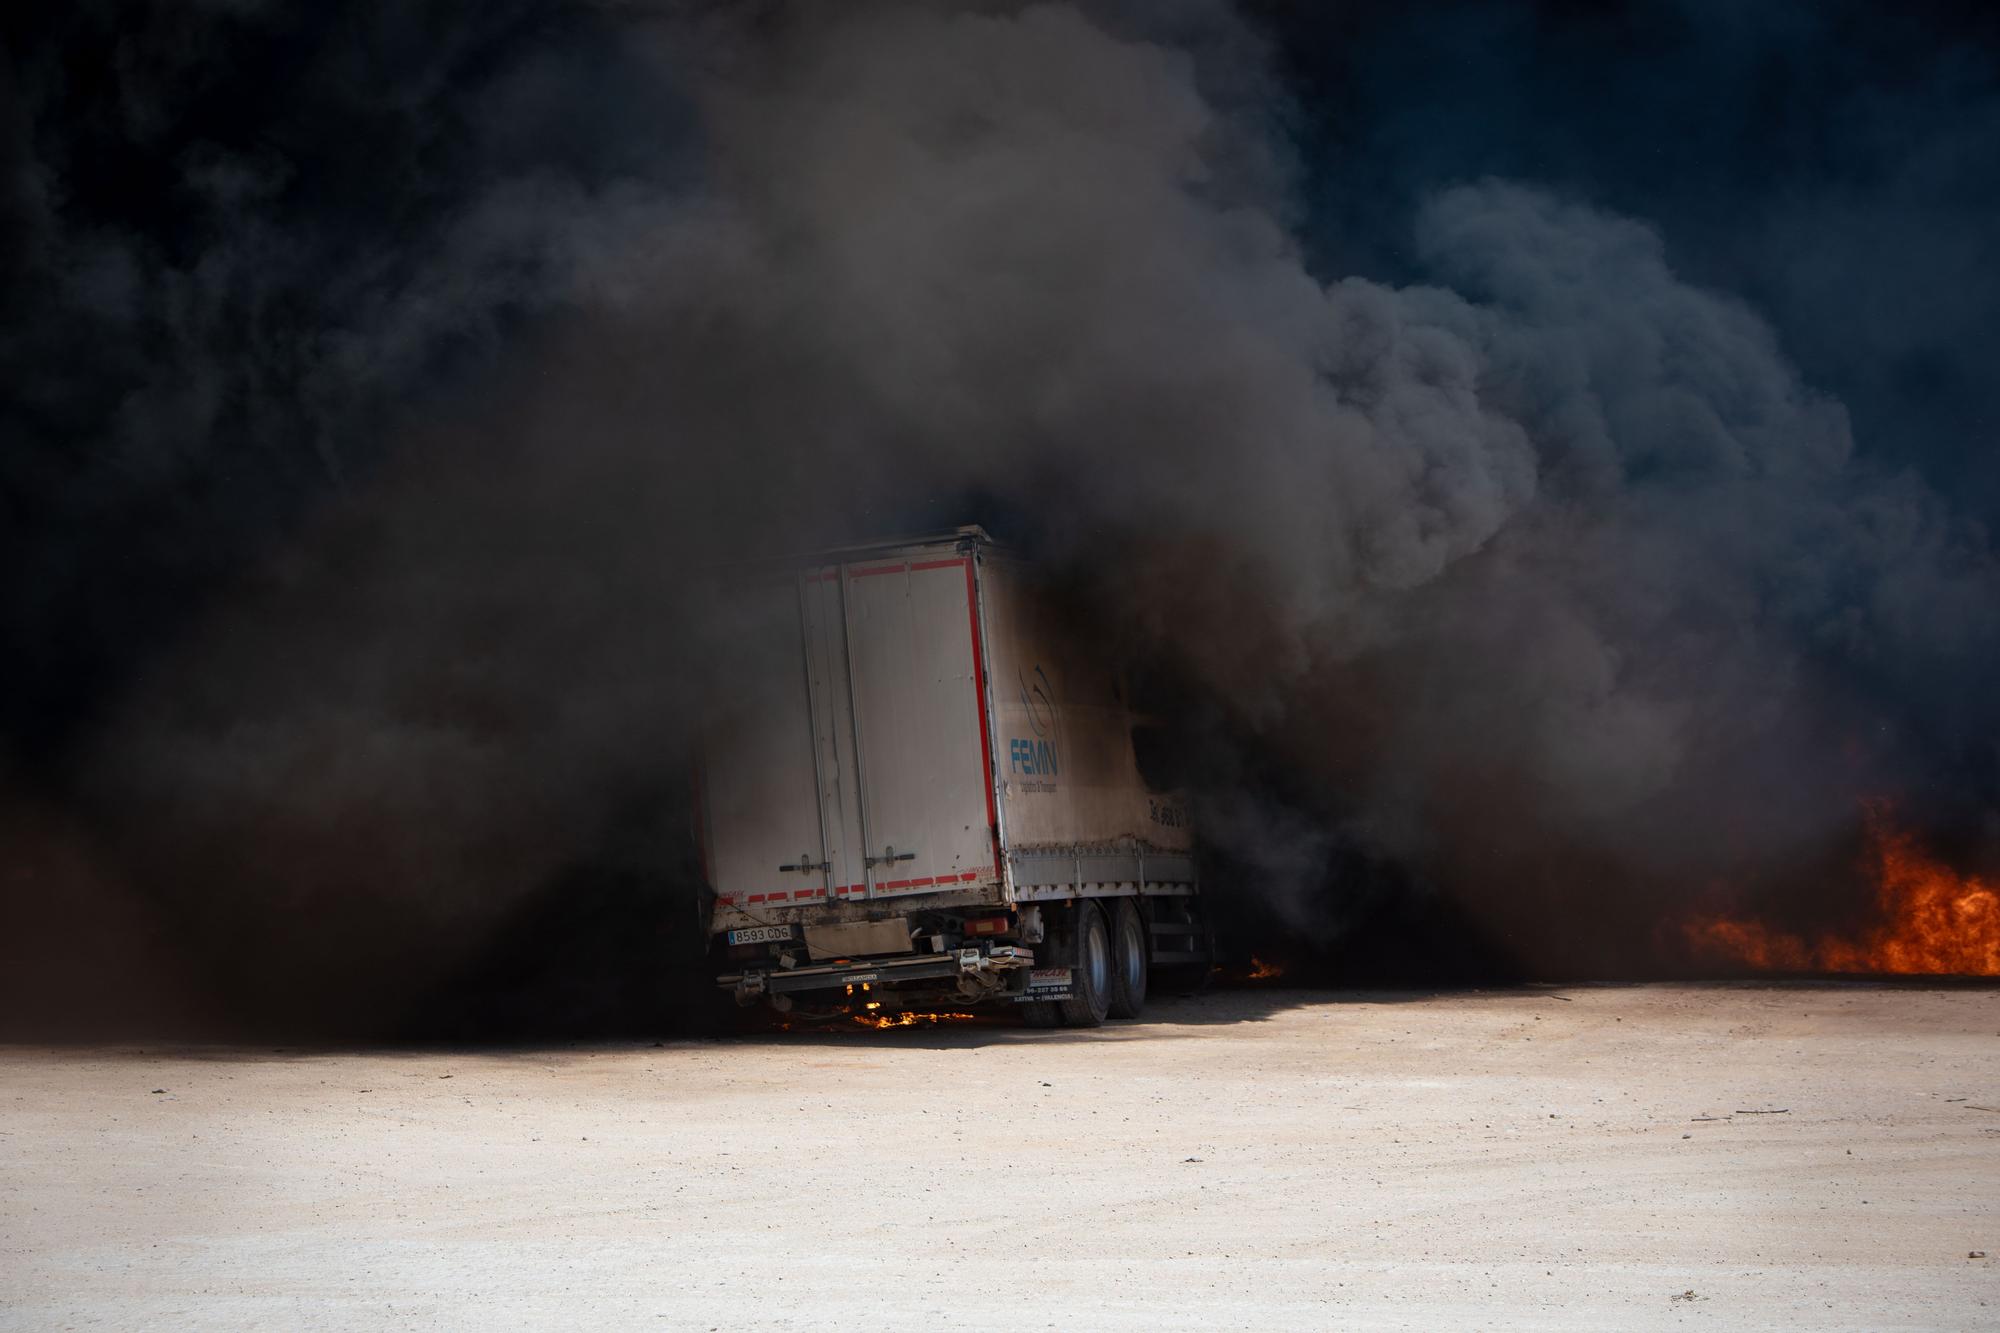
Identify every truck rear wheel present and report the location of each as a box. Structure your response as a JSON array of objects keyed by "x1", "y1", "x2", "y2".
[
  {"x1": 1059, "y1": 902, "x2": 1113, "y2": 1028},
  {"x1": 1107, "y1": 897, "x2": 1147, "y2": 1019}
]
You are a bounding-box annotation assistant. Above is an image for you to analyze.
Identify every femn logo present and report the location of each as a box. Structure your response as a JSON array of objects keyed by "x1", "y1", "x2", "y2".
[{"x1": 1009, "y1": 735, "x2": 1060, "y2": 776}]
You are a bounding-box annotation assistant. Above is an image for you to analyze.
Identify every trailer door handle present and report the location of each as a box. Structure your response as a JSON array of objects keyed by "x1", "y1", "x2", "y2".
[
  {"x1": 778, "y1": 855, "x2": 831, "y2": 874},
  {"x1": 865, "y1": 845, "x2": 917, "y2": 867}
]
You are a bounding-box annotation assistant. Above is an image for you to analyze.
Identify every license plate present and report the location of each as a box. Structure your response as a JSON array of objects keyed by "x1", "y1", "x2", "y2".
[{"x1": 727, "y1": 926, "x2": 795, "y2": 945}]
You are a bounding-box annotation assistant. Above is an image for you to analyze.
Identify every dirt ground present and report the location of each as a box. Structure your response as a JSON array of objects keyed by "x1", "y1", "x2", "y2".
[{"x1": 2, "y1": 984, "x2": 1996, "y2": 1331}]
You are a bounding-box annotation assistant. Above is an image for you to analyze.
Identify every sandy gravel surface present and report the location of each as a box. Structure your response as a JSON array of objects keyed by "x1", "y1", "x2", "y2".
[{"x1": 3, "y1": 984, "x2": 1997, "y2": 1330}]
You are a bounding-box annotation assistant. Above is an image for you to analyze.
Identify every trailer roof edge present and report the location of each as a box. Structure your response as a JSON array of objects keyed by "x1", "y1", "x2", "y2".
[{"x1": 709, "y1": 524, "x2": 1008, "y2": 575}]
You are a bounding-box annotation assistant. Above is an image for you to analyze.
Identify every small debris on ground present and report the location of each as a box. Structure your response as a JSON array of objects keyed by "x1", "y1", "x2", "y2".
[
  {"x1": 1972, "y1": 1251, "x2": 1989, "y2": 1259},
  {"x1": 1183, "y1": 1157, "x2": 1203, "y2": 1163},
  {"x1": 1670, "y1": 1289, "x2": 1705, "y2": 1303}
]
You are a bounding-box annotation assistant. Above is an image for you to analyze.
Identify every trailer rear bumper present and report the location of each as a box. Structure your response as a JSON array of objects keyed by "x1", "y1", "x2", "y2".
[{"x1": 720, "y1": 945, "x2": 1034, "y2": 1004}]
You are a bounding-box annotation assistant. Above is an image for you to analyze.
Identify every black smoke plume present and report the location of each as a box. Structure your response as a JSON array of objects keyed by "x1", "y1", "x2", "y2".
[{"x1": 3, "y1": 1, "x2": 1997, "y2": 1036}]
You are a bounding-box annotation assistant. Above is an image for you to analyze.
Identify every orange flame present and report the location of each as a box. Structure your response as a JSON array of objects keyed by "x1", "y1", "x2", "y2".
[
  {"x1": 851, "y1": 1009, "x2": 979, "y2": 1029},
  {"x1": 1685, "y1": 813, "x2": 2000, "y2": 975},
  {"x1": 1245, "y1": 956, "x2": 1285, "y2": 982}
]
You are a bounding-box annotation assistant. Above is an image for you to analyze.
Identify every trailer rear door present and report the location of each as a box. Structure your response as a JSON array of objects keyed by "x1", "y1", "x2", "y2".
[
  {"x1": 800, "y1": 568, "x2": 865, "y2": 900},
  {"x1": 839, "y1": 555, "x2": 1001, "y2": 897},
  {"x1": 701, "y1": 574, "x2": 828, "y2": 910},
  {"x1": 703, "y1": 544, "x2": 1002, "y2": 916}
]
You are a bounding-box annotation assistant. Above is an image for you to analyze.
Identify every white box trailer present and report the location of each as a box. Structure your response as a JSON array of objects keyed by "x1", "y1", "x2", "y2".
[{"x1": 697, "y1": 527, "x2": 1207, "y2": 1026}]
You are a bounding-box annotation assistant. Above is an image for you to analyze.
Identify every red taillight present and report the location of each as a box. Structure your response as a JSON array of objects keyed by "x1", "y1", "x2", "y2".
[{"x1": 965, "y1": 916, "x2": 1009, "y2": 937}]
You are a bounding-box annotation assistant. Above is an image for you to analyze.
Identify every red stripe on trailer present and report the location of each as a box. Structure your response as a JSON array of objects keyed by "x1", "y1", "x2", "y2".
[
  {"x1": 910, "y1": 558, "x2": 964, "y2": 572},
  {"x1": 964, "y1": 558, "x2": 1003, "y2": 878},
  {"x1": 959, "y1": 871, "x2": 979, "y2": 882},
  {"x1": 849, "y1": 562, "x2": 908, "y2": 579},
  {"x1": 880, "y1": 876, "x2": 937, "y2": 890}
]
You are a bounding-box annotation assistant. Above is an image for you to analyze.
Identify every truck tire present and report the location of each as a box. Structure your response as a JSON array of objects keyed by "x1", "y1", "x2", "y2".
[
  {"x1": 1059, "y1": 901, "x2": 1113, "y2": 1028},
  {"x1": 1107, "y1": 897, "x2": 1148, "y2": 1019}
]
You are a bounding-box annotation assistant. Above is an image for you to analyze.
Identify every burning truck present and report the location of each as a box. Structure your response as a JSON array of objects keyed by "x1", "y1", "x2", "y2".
[{"x1": 697, "y1": 527, "x2": 1209, "y2": 1025}]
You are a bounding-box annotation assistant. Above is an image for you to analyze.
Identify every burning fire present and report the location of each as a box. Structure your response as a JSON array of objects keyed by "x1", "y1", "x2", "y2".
[
  {"x1": 1685, "y1": 812, "x2": 2000, "y2": 975},
  {"x1": 1245, "y1": 956, "x2": 1285, "y2": 982},
  {"x1": 853, "y1": 1003, "x2": 978, "y2": 1029}
]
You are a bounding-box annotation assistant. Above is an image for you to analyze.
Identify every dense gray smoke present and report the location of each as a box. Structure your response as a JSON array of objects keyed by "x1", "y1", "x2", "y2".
[{"x1": 5, "y1": 1, "x2": 1997, "y2": 1031}]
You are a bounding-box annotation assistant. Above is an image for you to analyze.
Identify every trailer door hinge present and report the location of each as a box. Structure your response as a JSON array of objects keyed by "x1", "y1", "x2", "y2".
[
  {"x1": 778, "y1": 855, "x2": 831, "y2": 873},
  {"x1": 865, "y1": 845, "x2": 917, "y2": 868}
]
